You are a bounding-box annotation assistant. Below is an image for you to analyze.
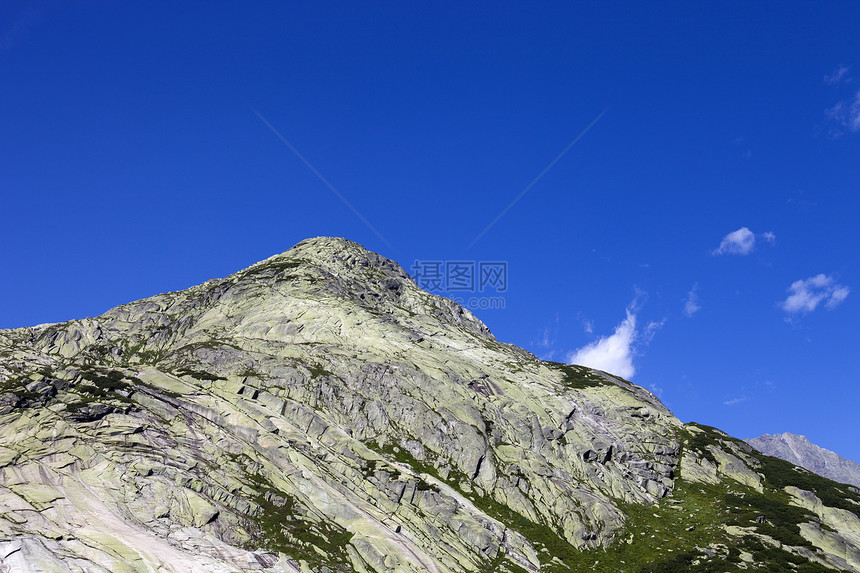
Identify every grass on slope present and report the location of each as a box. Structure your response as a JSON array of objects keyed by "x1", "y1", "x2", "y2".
[
  {"x1": 238, "y1": 459, "x2": 355, "y2": 571},
  {"x1": 554, "y1": 425, "x2": 842, "y2": 572},
  {"x1": 545, "y1": 362, "x2": 608, "y2": 390},
  {"x1": 0, "y1": 363, "x2": 187, "y2": 420},
  {"x1": 370, "y1": 424, "x2": 850, "y2": 573}
]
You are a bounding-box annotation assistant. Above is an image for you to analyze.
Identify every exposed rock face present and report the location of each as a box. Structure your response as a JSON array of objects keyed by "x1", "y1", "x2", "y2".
[
  {"x1": 0, "y1": 237, "x2": 858, "y2": 572},
  {"x1": 748, "y1": 432, "x2": 860, "y2": 489}
]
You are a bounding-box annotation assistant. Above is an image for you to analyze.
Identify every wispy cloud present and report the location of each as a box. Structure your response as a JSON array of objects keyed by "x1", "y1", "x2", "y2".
[
  {"x1": 641, "y1": 318, "x2": 666, "y2": 345},
  {"x1": 823, "y1": 65, "x2": 860, "y2": 136},
  {"x1": 825, "y1": 65, "x2": 851, "y2": 85},
  {"x1": 723, "y1": 396, "x2": 748, "y2": 406},
  {"x1": 538, "y1": 328, "x2": 553, "y2": 348},
  {"x1": 582, "y1": 319, "x2": 593, "y2": 334},
  {"x1": 534, "y1": 315, "x2": 559, "y2": 347},
  {"x1": 0, "y1": 6, "x2": 41, "y2": 55},
  {"x1": 758, "y1": 379, "x2": 776, "y2": 391},
  {"x1": 781, "y1": 274, "x2": 850, "y2": 314},
  {"x1": 732, "y1": 136, "x2": 752, "y2": 160},
  {"x1": 787, "y1": 190, "x2": 817, "y2": 211},
  {"x1": 825, "y1": 90, "x2": 860, "y2": 135},
  {"x1": 711, "y1": 227, "x2": 775, "y2": 256},
  {"x1": 683, "y1": 283, "x2": 701, "y2": 317}
]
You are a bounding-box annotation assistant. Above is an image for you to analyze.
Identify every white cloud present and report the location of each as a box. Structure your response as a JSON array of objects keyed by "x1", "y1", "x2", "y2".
[
  {"x1": 825, "y1": 65, "x2": 850, "y2": 85},
  {"x1": 683, "y1": 283, "x2": 701, "y2": 317},
  {"x1": 723, "y1": 396, "x2": 748, "y2": 406},
  {"x1": 826, "y1": 90, "x2": 860, "y2": 135},
  {"x1": 826, "y1": 285, "x2": 850, "y2": 309},
  {"x1": 711, "y1": 227, "x2": 775, "y2": 255},
  {"x1": 781, "y1": 274, "x2": 850, "y2": 314},
  {"x1": 712, "y1": 227, "x2": 755, "y2": 255},
  {"x1": 568, "y1": 309, "x2": 637, "y2": 379}
]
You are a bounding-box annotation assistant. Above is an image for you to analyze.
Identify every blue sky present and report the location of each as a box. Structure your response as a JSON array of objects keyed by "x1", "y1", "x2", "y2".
[{"x1": 2, "y1": 2, "x2": 859, "y2": 460}]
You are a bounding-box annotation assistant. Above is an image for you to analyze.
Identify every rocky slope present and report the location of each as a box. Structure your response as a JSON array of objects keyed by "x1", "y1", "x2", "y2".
[
  {"x1": 748, "y1": 433, "x2": 860, "y2": 489},
  {"x1": 0, "y1": 237, "x2": 858, "y2": 572}
]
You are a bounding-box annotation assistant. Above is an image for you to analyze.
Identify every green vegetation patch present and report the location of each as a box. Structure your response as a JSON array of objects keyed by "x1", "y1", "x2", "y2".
[
  {"x1": 259, "y1": 258, "x2": 308, "y2": 274},
  {"x1": 79, "y1": 367, "x2": 133, "y2": 392},
  {"x1": 368, "y1": 436, "x2": 828, "y2": 572},
  {"x1": 545, "y1": 362, "x2": 607, "y2": 390},
  {"x1": 642, "y1": 533, "x2": 833, "y2": 573},
  {"x1": 307, "y1": 362, "x2": 333, "y2": 379},
  {"x1": 467, "y1": 482, "x2": 584, "y2": 570},
  {"x1": 723, "y1": 491, "x2": 814, "y2": 547},
  {"x1": 0, "y1": 365, "x2": 148, "y2": 416},
  {"x1": 597, "y1": 479, "x2": 739, "y2": 572},
  {"x1": 237, "y1": 257, "x2": 312, "y2": 282},
  {"x1": 682, "y1": 423, "x2": 748, "y2": 465},
  {"x1": 60, "y1": 367, "x2": 140, "y2": 420},
  {"x1": 374, "y1": 443, "x2": 442, "y2": 494},
  {"x1": 553, "y1": 426, "x2": 848, "y2": 573},
  {"x1": 754, "y1": 453, "x2": 860, "y2": 514},
  {"x1": 373, "y1": 441, "x2": 583, "y2": 571},
  {"x1": 478, "y1": 553, "x2": 531, "y2": 573},
  {"x1": 116, "y1": 341, "x2": 163, "y2": 365},
  {"x1": 135, "y1": 349, "x2": 163, "y2": 364},
  {"x1": 74, "y1": 365, "x2": 180, "y2": 403},
  {"x1": 575, "y1": 478, "x2": 834, "y2": 572},
  {"x1": 0, "y1": 375, "x2": 47, "y2": 408},
  {"x1": 240, "y1": 467, "x2": 354, "y2": 571}
]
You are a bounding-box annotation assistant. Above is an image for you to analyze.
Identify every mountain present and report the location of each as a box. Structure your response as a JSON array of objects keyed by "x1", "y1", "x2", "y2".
[
  {"x1": 748, "y1": 433, "x2": 860, "y2": 489},
  {"x1": 1, "y1": 237, "x2": 859, "y2": 572}
]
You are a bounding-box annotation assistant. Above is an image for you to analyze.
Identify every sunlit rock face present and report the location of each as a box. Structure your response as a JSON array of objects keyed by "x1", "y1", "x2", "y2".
[
  {"x1": 1, "y1": 237, "x2": 858, "y2": 572},
  {"x1": 748, "y1": 432, "x2": 860, "y2": 489}
]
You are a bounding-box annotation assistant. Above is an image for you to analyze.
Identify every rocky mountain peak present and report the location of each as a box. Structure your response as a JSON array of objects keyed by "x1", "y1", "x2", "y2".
[
  {"x1": 748, "y1": 432, "x2": 860, "y2": 489},
  {"x1": 228, "y1": 237, "x2": 494, "y2": 342},
  {"x1": 12, "y1": 238, "x2": 493, "y2": 364},
  {"x1": 1, "y1": 239, "x2": 860, "y2": 572},
  {"x1": 270, "y1": 236, "x2": 413, "y2": 283}
]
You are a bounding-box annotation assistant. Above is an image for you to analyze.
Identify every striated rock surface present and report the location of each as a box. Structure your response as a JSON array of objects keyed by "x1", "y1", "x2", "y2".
[
  {"x1": 749, "y1": 432, "x2": 860, "y2": 489},
  {"x1": 0, "y1": 237, "x2": 858, "y2": 572}
]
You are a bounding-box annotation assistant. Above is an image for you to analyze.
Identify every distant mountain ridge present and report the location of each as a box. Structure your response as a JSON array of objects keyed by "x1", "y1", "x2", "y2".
[{"x1": 748, "y1": 432, "x2": 860, "y2": 489}]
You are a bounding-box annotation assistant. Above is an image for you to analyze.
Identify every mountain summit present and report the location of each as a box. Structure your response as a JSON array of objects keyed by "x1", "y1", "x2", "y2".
[
  {"x1": 1, "y1": 237, "x2": 859, "y2": 572},
  {"x1": 748, "y1": 432, "x2": 860, "y2": 489}
]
